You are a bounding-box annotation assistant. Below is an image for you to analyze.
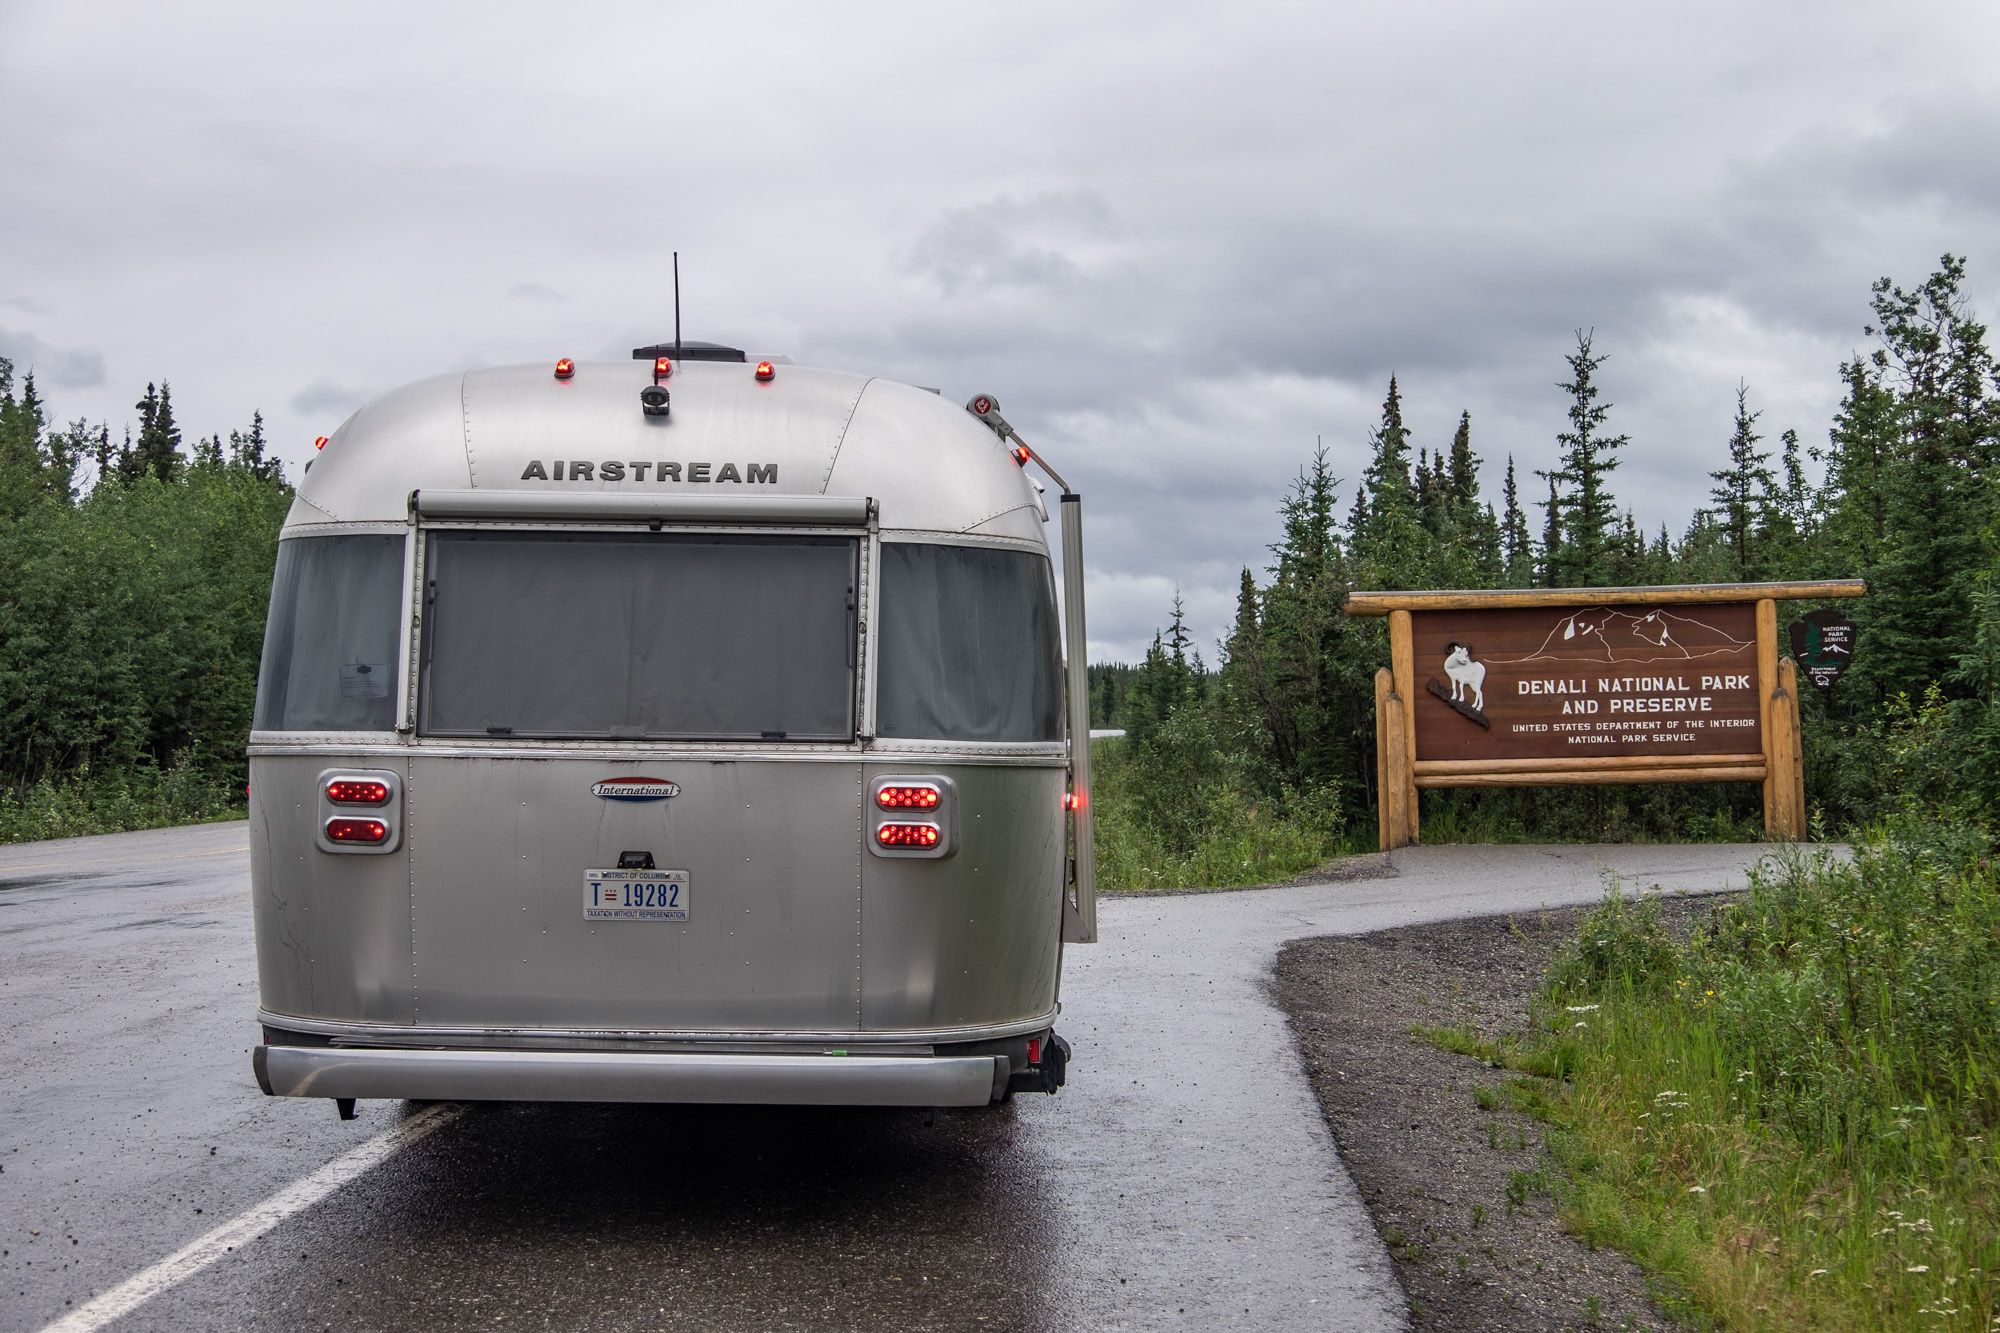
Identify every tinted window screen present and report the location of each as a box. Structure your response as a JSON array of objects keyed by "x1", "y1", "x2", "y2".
[
  {"x1": 876, "y1": 543, "x2": 1061, "y2": 742},
  {"x1": 255, "y1": 534, "x2": 406, "y2": 732},
  {"x1": 420, "y1": 532, "x2": 858, "y2": 741}
]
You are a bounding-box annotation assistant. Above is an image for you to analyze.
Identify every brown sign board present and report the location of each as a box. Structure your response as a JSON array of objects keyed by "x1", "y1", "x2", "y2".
[
  {"x1": 1410, "y1": 602, "x2": 1761, "y2": 762},
  {"x1": 1343, "y1": 579, "x2": 1869, "y2": 852}
]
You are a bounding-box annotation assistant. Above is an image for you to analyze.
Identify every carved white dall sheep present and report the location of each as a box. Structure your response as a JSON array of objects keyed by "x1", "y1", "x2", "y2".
[{"x1": 1442, "y1": 641, "x2": 1486, "y2": 713}]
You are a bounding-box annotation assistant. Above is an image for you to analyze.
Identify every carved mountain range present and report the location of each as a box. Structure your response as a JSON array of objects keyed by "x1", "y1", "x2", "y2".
[{"x1": 1486, "y1": 607, "x2": 1753, "y2": 666}]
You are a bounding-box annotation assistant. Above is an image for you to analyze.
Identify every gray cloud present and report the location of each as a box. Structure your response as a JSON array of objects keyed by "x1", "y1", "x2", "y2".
[
  {"x1": 0, "y1": 327, "x2": 105, "y2": 388},
  {"x1": 290, "y1": 380, "x2": 372, "y2": 417},
  {"x1": 903, "y1": 192, "x2": 1115, "y2": 296}
]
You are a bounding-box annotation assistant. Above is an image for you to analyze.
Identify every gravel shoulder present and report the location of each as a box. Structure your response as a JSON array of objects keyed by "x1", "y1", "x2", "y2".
[{"x1": 1275, "y1": 896, "x2": 1728, "y2": 1333}]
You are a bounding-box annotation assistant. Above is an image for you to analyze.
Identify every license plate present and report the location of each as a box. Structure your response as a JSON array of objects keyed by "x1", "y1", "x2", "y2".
[{"x1": 585, "y1": 870, "x2": 690, "y2": 921}]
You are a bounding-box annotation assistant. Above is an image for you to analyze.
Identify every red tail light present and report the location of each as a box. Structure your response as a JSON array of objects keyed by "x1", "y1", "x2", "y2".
[
  {"x1": 326, "y1": 779, "x2": 392, "y2": 806},
  {"x1": 876, "y1": 823, "x2": 942, "y2": 849},
  {"x1": 554, "y1": 358, "x2": 575, "y2": 379},
  {"x1": 654, "y1": 357, "x2": 672, "y2": 380},
  {"x1": 876, "y1": 784, "x2": 941, "y2": 810},
  {"x1": 755, "y1": 361, "x2": 775, "y2": 381},
  {"x1": 325, "y1": 818, "x2": 389, "y2": 844},
  {"x1": 314, "y1": 436, "x2": 329, "y2": 450}
]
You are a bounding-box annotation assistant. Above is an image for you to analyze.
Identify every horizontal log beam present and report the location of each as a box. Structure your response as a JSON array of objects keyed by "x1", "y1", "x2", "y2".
[
  {"x1": 1344, "y1": 579, "x2": 1866, "y2": 616},
  {"x1": 1414, "y1": 754, "x2": 1762, "y2": 776},
  {"x1": 1416, "y1": 765, "x2": 1768, "y2": 788}
]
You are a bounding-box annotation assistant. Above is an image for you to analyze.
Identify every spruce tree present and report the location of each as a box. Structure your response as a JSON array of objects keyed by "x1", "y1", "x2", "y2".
[
  {"x1": 132, "y1": 382, "x2": 183, "y2": 483},
  {"x1": 1231, "y1": 446, "x2": 1369, "y2": 793},
  {"x1": 1539, "y1": 331, "x2": 1629, "y2": 586},
  {"x1": 229, "y1": 411, "x2": 281, "y2": 481},
  {"x1": 1858, "y1": 255, "x2": 1999, "y2": 695},
  {"x1": 1357, "y1": 375, "x2": 1425, "y2": 584},
  {"x1": 1759, "y1": 428, "x2": 1816, "y2": 575},
  {"x1": 1821, "y1": 357, "x2": 1897, "y2": 573},
  {"x1": 1708, "y1": 381, "x2": 1774, "y2": 580},
  {"x1": 0, "y1": 359, "x2": 47, "y2": 518},
  {"x1": 90, "y1": 423, "x2": 115, "y2": 487},
  {"x1": 1539, "y1": 473, "x2": 1564, "y2": 585},
  {"x1": 1500, "y1": 455, "x2": 1533, "y2": 585},
  {"x1": 1446, "y1": 412, "x2": 1479, "y2": 518}
]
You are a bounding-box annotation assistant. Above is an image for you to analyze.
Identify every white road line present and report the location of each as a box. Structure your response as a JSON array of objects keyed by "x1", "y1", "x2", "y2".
[{"x1": 37, "y1": 1102, "x2": 466, "y2": 1333}]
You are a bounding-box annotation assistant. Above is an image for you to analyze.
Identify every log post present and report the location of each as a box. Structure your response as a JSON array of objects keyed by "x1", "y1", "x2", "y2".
[
  {"x1": 1389, "y1": 609, "x2": 1419, "y2": 846},
  {"x1": 1768, "y1": 656, "x2": 1806, "y2": 840},
  {"x1": 1756, "y1": 598, "x2": 1778, "y2": 836},
  {"x1": 1375, "y1": 668, "x2": 1416, "y2": 851}
]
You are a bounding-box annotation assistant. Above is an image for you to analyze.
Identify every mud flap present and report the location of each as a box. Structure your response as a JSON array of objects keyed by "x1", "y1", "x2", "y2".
[{"x1": 1006, "y1": 1032, "x2": 1071, "y2": 1096}]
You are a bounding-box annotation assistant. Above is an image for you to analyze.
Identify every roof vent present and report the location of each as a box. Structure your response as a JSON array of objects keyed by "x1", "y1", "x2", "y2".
[{"x1": 631, "y1": 341, "x2": 745, "y2": 363}]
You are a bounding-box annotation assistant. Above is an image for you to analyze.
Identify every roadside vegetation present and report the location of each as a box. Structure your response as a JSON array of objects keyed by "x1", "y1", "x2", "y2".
[
  {"x1": 0, "y1": 364, "x2": 290, "y2": 841},
  {"x1": 1410, "y1": 805, "x2": 1998, "y2": 1331},
  {"x1": 1091, "y1": 256, "x2": 2000, "y2": 891}
]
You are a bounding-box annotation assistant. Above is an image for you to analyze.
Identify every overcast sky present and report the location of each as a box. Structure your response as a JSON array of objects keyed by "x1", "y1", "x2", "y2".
[{"x1": 4, "y1": 2, "x2": 1998, "y2": 661}]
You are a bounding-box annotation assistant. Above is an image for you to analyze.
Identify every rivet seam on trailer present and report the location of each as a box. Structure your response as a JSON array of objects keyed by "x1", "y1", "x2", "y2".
[
  {"x1": 459, "y1": 372, "x2": 480, "y2": 490},
  {"x1": 814, "y1": 376, "x2": 874, "y2": 495},
  {"x1": 958, "y1": 500, "x2": 1044, "y2": 534}
]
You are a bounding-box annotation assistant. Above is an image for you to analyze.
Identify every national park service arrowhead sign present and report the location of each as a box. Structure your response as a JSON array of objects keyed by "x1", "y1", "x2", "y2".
[{"x1": 1787, "y1": 608, "x2": 1858, "y2": 690}]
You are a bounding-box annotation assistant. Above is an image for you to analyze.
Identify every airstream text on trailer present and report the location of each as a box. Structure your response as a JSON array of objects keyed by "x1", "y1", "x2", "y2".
[{"x1": 248, "y1": 342, "x2": 1097, "y2": 1118}]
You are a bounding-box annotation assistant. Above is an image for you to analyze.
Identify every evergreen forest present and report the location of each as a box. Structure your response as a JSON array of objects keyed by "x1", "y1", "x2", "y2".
[{"x1": 0, "y1": 365, "x2": 291, "y2": 840}]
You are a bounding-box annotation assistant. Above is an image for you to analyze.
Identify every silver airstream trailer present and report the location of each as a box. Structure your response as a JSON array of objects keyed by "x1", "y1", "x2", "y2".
[{"x1": 247, "y1": 343, "x2": 1097, "y2": 1119}]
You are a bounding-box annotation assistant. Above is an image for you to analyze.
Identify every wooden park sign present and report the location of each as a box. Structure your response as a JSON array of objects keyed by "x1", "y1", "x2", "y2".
[{"x1": 1344, "y1": 580, "x2": 1867, "y2": 850}]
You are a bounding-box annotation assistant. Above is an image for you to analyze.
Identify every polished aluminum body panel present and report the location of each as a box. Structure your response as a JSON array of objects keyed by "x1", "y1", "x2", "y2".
[
  {"x1": 858, "y1": 763, "x2": 1063, "y2": 1031},
  {"x1": 251, "y1": 754, "x2": 414, "y2": 1024},
  {"x1": 255, "y1": 1045, "x2": 1005, "y2": 1106},
  {"x1": 407, "y1": 755, "x2": 864, "y2": 1031}
]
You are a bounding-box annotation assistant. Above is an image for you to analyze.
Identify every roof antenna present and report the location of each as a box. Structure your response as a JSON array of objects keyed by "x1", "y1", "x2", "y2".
[{"x1": 673, "y1": 252, "x2": 682, "y2": 359}]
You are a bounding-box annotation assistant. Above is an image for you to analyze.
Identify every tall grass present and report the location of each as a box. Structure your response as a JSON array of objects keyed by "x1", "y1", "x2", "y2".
[
  {"x1": 1417, "y1": 783, "x2": 1768, "y2": 846},
  {"x1": 0, "y1": 748, "x2": 245, "y2": 843},
  {"x1": 1470, "y1": 822, "x2": 1999, "y2": 1330},
  {"x1": 1091, "y1": 736, "x2": 1360, "y2": 891}
]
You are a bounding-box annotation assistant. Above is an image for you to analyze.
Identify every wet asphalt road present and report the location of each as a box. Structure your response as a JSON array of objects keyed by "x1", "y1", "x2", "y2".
[{"x1": 2, "y1": 823, "x2": 1778, "y2": 1332}]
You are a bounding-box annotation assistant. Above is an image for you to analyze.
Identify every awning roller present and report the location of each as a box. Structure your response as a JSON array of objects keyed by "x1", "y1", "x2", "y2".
[{"x1": 409, "y1": 489, "x2": 871, "y2": 525}]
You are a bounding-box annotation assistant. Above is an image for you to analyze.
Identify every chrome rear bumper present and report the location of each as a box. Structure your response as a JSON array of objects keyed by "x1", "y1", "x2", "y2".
[{"x1": 254, "y1": 1044, "x2": 1007, "y2": 1107}]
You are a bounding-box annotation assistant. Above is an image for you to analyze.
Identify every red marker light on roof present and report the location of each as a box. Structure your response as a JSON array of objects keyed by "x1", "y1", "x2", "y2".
[
  {"x1": 314, "y1": 435, "x2": 329, "y2": 450},
  {"x1": 755, "y1": 361, "x2": 775, "y2": 382},
  {"x1": 876, "y1": 784, "x2": 941, "y2": 811},
  {"x1": 554, "y1": 358, "x2": 575, "y2": 380},
  {"x1": 324, "y1": 817, "x2": 389, "y2": 845},
  {"x1": 876, "y1": 823, "x2": 942, "y2": 849},
  {"x1": 1012, "y1": 444, "x2": 1030, "y2": 467},
  {"x1": 654, "y1": 357, "x2": 672, "y2": 381}
]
